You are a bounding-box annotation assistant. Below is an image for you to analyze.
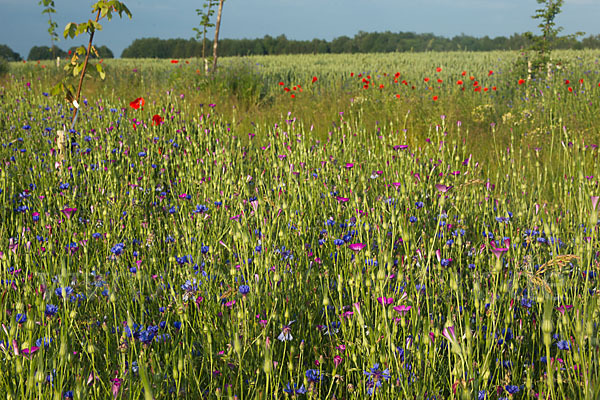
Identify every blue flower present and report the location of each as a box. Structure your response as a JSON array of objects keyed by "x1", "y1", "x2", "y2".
[
  {"x1": 505, "y1": 385, "x2": 520, "y2": 394},
  {"x1": 55, "y1": 286, "x2": 74, "y2": 298},
  {"x1": 15, "y1": 313, "x2": 27, "y2": 323},
  {"x1": 45, "y1": 304, "x2": 58, "y2": 317},
  {"x1": 305, "y1": 369, "x2": 322, "y2": 383},
  {"x1": 283, "y1": 382, "x2": 307, "y2": 394},
  {"x1": 557, "y1": 340, "x2": 570, "y2": 350},
  {"x1": 364, "y1": 363, "x2": 390, "y2": 395},
  {"x1": 239, "y1": 285, "x2": 250, "y2": 295}
]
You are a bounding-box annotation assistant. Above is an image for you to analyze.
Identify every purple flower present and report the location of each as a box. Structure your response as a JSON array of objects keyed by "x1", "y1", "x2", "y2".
[
  {"x1": 435, "y1": 184, "x2": 453, "y2": 193},
  {"x1": 61, "y1": 207, "x2": 77, "y2": 219},
  {"x1": 348, "y1": 243, "x2": 365, "y2": 252},
  {"x1": 377, "y1": 297, "x2": 394, "y2": 306}
]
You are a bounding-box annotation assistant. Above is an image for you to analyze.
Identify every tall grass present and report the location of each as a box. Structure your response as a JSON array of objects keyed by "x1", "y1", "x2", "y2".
[{"x1": 0, "y1": 51, "x2": 598, "y2": 398}]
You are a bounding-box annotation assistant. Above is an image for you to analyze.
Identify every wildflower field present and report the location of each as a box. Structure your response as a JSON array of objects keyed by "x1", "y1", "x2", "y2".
[{"x1": 1, "y1": 51, "x2": 600, "y2": 399}]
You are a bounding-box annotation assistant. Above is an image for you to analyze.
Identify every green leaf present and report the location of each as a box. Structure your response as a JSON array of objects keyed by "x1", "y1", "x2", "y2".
[
  {"x1": 96, "y1": 63, "x2": 106, "y2": 80},
  {"x1": 64, "y1": 22, "x2": 77, "y2": 39},
  {"x1": 50, "y1": 82, "x2": 63, "y2": 97}
]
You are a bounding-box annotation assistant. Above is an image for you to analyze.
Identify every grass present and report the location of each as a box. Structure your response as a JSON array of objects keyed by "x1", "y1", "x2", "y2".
[{"x1": 0, "y1": 50, "x2": 598, "y2": 399}]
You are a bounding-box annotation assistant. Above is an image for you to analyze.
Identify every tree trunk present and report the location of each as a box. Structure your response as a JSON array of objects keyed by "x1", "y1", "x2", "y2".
[{"x1": 212, "y1": 0, "x2": 224, "y2": 74}]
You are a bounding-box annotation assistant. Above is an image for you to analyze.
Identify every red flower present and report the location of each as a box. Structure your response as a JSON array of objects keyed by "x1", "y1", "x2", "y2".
[
  {"x1": 565, "y1": 79, "x2": 570, "y2": 85},
  {"x1": 171, "y1": 60, "x2": 179, "y2": 64},
  {"x1": 473, "y1": 81, "x2": 479, "y2": 86},
  {"x1": 568, "y1": 87, "x2": 573, "y2": 92},
  {"x1": 492, "y1": 86, "x2": 497, "y2": 91},
  {"x1": 579, "y1": 78, "x2": 584, "y2": 84},
  {"x1": 469, "y1": 76, "x2": 475, "y2": 81},
  {"x1": 379, "y1": 84, "x2": 384, "y2": 89},
  {"x1": 290, "y1": 94, "x2": 295, "y2": 99},
  {"x1": 312, "y1": 76, "x2": 318, "y2": 83},
  {"x1": 432, "y1": 95, "x2": 438, "y2": 101},
  {"x1": 518, "y1": 79, "x2": 525, "y2": 85},
  {"x1": 394, "y1": 72, "x2": 400, "y2": 78},
  {"x1": 401, "y1": 80, "x2": 408, "y2": 85},
  {"x1": 483, "y1": 87, "x2": 489, "y2": 92},
  {"x1": 461, "y1": 71, "x2": 466, "y2": 76},
  {"x1": 424, "y1": 77, "x2": 430, "y2": 82},
  {"x1": 436, "y1": 67, "x2": 442, "y2": 72},
  {"x1": 456, "y1": 80, "x2": 463, "y2": 85},
  {"x1": 284, "y1": 87, "x2": 290, "y2": 92},
  {"x1": 129, "y1": 97, "x2": 145, "y2": 110},
  {"x1": 437, "y1": 79, "x2": 443, "y2": 83},
  {"x1": 152, "y1": 114, "x2": 164, "y2": 126},
  {"x1": 395, "y1": 94, "x2": 401, "y2": 98},
  {"x1": 488, "y1": 70, "x2": 493, "y2": 76},
  {"x1": 279, "y1": 82, "x2": 284, "y2": 86},
  {"x1": 474, "y1": 87, "x2": 481, "y2": 92},
  {"x1": 350, "y1": 72, "x2": 354, "y2": 77}
]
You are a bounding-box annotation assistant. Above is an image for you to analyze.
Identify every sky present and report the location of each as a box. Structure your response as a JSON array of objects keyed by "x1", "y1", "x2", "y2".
[{"x1": 1, "y1": 0, "x2": 599, "y2": 59}]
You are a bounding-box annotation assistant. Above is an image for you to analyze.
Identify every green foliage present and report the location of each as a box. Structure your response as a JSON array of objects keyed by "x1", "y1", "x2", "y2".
[
  {"x1": 0, "y1": 57, "x2": 7, "y2": 76},
  {"x1": 193, "y1": 0, "x2": 219, "y2": 60},
  {"x1": 120, "y1": 32, "x2": 600, "y2": 59},
  {"x1": 27, "y1": 45, "x2": 67, "y2": 61},
  {"x1": 68, "y1": 44, "x2": 114, "y2": 58},
  {"x1": 52, "y1": 0, "x2": 132, "y2": 125},
  {"x1": 0, "y1": 44, "x2": 22, "y2": 61},
  {"x1": 38, "y1": 0, "x2": 59, "y2": 57}
]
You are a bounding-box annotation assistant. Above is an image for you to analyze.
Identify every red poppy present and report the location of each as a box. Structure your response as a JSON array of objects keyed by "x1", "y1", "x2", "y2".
[
  {"x1": 456, "y1": 80, "x2": 463, "y2": 85},
  {"x1": 565, "y1": 79, "x2": 570, "y2": 85},
  {"x1": 350, "y1": 72, "x2": 354, "y2": 77},
  {"x1": 432, "y1": 95, "x2": 438, "y2": 101},
  {"x1": 568, "y1": 87, "x2": 573, "y2": 92},
  {"x1": 379, "y1": 84, "x2": 384, "y2": 89},
  {"x1": 437, "y1": 79, "x2": 443, "y2": 83},
  {"x1": 469, "y1": 76, "x2": 475, "y2": 81},
  {"x1": 284, "y1": 87, "x2": 290, "y2": 92},
  {"x1": 401, "y1": 80, "x2": 408, "y2": 86},
  {"x1": 367, "y1": 75, "x2": 371, "y2": 80},
  {"x1": 395, "y1": 94, "x2": 401, "y2": 98},
  {"x1": 492, "y1": 86, "x2": 497, "y2": 91},
  {"x1": 474, "y1": 87, "x2": 481, "y2": 92},
  {"x1": 473, "y1": 81, "x2": 479, "y2": 86},
  {"x1": 488, "y1": 70, "x2": 493, "y2": 76},
  {"x1": 129, "y1": 97, "x2": 145, "y2": 110},
  {"x1": 483, "y1": 87, "x2": 489, "y2": 92},
  {"x1": 424, "y1": 77, "x2": 430, "y2": 82},
  {"x1": 436, "y1": 67, "x2": 442, "y2": 72},
  {"x1": 579, "y1": 78, "x2": 584, "y2": 84},
  {"x1": 171, "y1": 60, "x2": 179, "y2": 64},
  {"x1": 461, "y1": 71, "x2": 466, "y2": 76},
  {"x1": 279, "y1": 82, "x2": 284, "y2": 86},
  {"x1": 290, "y1": 94, "x2": 295, "y2": 99},
  {"x1": 518, "y1": 79, "x2": 525, "y2": 85},
  {"x1": 152, "y1": 114, "x2": 164, "y2": 126},
  {"x1": 394, "y1": 72, "x2": 400, "y2": 78},
  {"x1": 292, "y1": 86, "x2": 297, "y2": 91},
  {"x1": 312, "y1": 76, "x2": 318, "y2": 83}
]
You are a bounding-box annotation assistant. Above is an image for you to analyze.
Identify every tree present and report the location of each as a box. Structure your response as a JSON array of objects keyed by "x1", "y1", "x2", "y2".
[
  {"x1": 28, "y1": 45, "x2": 66, "y2": 60},
  {"x1": 526, "y1": 0, "x2": 566, "y2": 75},
  {"x1": 0, "y1": 44, "x2": 22, "y2": 61},
  {"x1": 38, "y1": 1, "x2": 59, "y2": 58},
  {"x1": 212, "y1": 0, "x2": 225, "y2": 73},
  {"x1": 193, "y1": 0, "x2": 219, "y2": 70}
]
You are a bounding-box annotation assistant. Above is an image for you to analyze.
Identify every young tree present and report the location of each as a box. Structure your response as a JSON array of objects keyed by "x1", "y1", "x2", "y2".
[
  {"x1": 38, "y1": 0, "x2": 59, "y2": 59},
  {"x1": 193, "y1": 0, "x2": 218, "y2": 72}
]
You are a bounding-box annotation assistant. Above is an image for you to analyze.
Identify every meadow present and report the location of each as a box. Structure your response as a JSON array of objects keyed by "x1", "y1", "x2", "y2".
[{"x1": 0, "y1": 50, "x2": 599, "y2": 399}]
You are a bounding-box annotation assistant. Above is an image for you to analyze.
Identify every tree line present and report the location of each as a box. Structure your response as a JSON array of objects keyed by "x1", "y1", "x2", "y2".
[
  {"x1": 3, "y1": 31, "x2": 600, "y2": 61},
  {"x1": 121, "y1": 32, "x2": 600, "y2": 58},
  {"x1": 0, "y1": 44, "x2": 114, "y2": 61}
]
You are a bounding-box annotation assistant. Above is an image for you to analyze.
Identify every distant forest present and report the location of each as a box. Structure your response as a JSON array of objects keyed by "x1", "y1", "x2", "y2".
[
  {"x1": 4, "y1": 31, "x2": 600, "y2": 61},
  {"x1": 120, "y1": 32, "x2": 600, "y2": 58}
]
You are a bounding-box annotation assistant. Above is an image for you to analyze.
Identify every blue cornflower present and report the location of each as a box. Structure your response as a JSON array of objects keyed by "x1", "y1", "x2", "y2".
[
  {"x1": 284, "y1": 382, "x2": 307, "y2": 394},
  {"x1": 110, "y1": 243, "x2": 125, "y2": 255},
  {"x1": 557, "y1": 340, "x2": 570, "y2": 350},
  {"x1": 334, "y1": 239, "x2": 345, "y2": 246},
  {"x1": 45, "y1": 304, "x2": 58, "y2": 317},
  {"x1": 36, "y1": 337, "x2": 53, "y2": 348},
  {"x1": 239, "y1": 285, "x2": 250, "y2": 295},
  {"x1": 55, "y1": 286, "x2": 74, "y2": 298},
  {"x1": 415, "y1": 201, "x2": 424, "y2": 209},
  {"x1": 409, "y1": 216, "x2": 417, "y2": 223},
  {"x1": 15, "y1": 313, "x2": 27, "y2": 323},
  {"x1": 364, "y1": 363, "x2": 391, "y2": 395},
  {"x1": 305, "y1": 369, "x2": 322, "y2": 383},
  {"x1": 505, "y1": 385, "x2": 520, "y2": 394}
]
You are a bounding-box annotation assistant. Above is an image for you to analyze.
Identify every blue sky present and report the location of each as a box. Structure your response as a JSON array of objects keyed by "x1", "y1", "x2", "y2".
[{"x1": 1, "y1": 0, "x2": 599, "y2": 58}]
